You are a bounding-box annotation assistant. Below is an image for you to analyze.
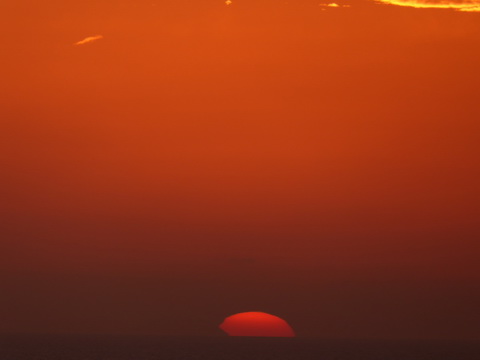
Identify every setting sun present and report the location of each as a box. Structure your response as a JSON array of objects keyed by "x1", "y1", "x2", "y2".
[{"x1": 220, "y1": 312, "x2": 296, "y2": 337}]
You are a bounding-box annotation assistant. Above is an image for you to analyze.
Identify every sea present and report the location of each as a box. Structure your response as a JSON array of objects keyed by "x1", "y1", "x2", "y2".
[{"x1": 0, "y1": 335, "x2": 479, "y2": 360}]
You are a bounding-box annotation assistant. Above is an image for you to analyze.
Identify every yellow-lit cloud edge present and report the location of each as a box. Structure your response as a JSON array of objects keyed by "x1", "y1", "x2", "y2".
[{"x1": 375, "y1": 0, "x2": 480, "y2": 12}]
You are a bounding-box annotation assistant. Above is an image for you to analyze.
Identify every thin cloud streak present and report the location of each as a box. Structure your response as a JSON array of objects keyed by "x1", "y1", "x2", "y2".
[
  {"x1": 75, "y1": 35, "x2": 104, "y2": 46},
  {"x1": 375, "y1": 0, "x2": 480, "y2": 12},
  {"x1": 319, "y1": 3, "x2": 351, "y2": 9}
]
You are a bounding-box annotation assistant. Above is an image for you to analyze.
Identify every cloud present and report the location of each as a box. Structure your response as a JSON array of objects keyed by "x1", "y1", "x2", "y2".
[
  {"x1": 375, "y1": 0, "x2": 480, "y2": 12},
  {"x1": 75, "y1": 35, "x2": 104, "y2": 46},
  {"x1": 319, "y1": 3, "x2": 351, "y2": 9}
]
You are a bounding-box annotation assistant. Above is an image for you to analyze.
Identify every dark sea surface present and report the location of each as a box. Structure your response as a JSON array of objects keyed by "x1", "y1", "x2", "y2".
[{"x1": 0, "y1": 335, "x2": 479, "y2": 360}]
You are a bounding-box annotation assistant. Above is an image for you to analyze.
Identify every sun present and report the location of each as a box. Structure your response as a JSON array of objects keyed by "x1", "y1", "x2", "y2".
[{"x1": 219, "y1": 312, "x2": 296, "y2": 337}]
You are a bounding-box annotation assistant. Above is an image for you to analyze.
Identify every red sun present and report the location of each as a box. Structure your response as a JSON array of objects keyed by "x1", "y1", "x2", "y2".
[{"x1": 219, "y1": 312, "x2": 296, "y2": 337}]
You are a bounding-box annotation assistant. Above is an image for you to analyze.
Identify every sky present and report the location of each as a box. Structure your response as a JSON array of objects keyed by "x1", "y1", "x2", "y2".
[{"x1": 1, "y1": 0, "x2": 479, "y2": 339}]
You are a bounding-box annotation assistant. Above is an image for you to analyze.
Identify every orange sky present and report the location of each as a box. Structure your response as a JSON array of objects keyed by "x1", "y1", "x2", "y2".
[{"x1": 1, "y1": 0, "x2": 479, "y2": 338}]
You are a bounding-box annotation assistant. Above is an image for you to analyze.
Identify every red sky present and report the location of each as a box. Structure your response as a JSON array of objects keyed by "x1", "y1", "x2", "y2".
[{"x1": 1, "y1": 0, "x2": 479, "y2": 339}]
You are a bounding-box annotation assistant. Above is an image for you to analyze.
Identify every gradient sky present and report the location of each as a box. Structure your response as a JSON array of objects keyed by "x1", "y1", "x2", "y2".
[{"x1": 1, "y1": 0, "x2": 479, "y2": 339}]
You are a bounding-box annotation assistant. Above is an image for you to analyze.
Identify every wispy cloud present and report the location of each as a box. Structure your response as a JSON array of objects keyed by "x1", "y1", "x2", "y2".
[
  {"x1": 375, "y1": 0, "x2": 480, "y2": 12},
  {"x1": 75, "y1": 35, "x2": 104, "y2": 46},
  {"x1": 319, "y1": 3, "x2": 351, "y2": 9}
]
